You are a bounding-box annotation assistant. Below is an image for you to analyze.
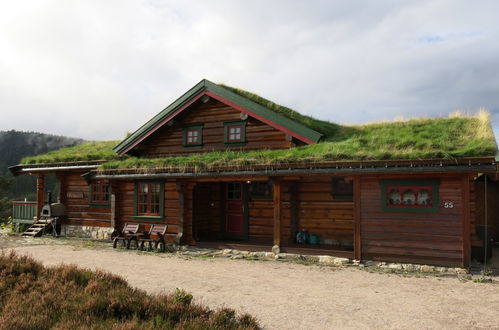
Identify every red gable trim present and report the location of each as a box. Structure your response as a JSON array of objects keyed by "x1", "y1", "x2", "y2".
[
  {"x1": 120, "y1": 91, "x2": 207, "y2": 155},
  {"x1": 120, "y1": 90, "x2": 315, "y2": 155}
]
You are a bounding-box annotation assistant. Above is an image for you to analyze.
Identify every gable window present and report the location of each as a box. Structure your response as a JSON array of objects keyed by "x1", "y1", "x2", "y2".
[
  {"x1": 380, "y1": 179, "x2": 439, "y2": 212},
  {"x1": 89, "y1": 181, "x2": 110, "y2": 206},
  {"x1": 224, "y1": 121, "x2": 247, "y2": 145},
  {"x1": 134, "y1": 182, "x2": 164, "y2": 219},
  {"x1": 182, "y1": 125, "x2": 203, "y2": 147}
]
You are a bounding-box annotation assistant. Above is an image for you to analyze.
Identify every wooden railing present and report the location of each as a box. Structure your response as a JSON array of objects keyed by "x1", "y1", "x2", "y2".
[{"x1": 12, "y1": 201, "x2": 37, "y2": 221}]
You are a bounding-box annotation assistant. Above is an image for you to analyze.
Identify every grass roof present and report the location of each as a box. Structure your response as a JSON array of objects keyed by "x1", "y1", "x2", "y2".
[
  {"x1": 21, "y1": 140, "x2": 121, "y2": 165},
  {"x1": 98, "y1": 112, "x2": 497, "y2": 172},
  {"x1": 219, "y1": 83, "x2": 354, "y2": 140},
  {"x1": 20, "y1": 112, "x2": 497, "y2": 171}
]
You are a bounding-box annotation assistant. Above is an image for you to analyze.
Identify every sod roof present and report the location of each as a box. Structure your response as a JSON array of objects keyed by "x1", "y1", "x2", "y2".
[
  {"x1": 113, "y1": 79, "x2": 324, "y2": 155},
  {"x1": 21, "y1": 140, "x2": 121, "y2": 165},
  {"x1": 19, "y1": 112, "x2": 498, "y2": 173}
]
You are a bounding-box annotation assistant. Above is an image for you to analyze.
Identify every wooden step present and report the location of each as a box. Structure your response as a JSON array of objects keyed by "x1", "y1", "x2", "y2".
[{"x1": 21, "y1": 218, "x2": 56, "y2": 237}]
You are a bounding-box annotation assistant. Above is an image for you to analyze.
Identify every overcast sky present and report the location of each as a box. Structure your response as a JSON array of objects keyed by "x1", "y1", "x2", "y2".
[{"x1": 1, "y1": 1, "x2": 499, "y2": 141}]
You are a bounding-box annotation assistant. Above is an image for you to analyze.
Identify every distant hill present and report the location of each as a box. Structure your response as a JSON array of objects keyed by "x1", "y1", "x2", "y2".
[{"x1": 0, "y1": 130, "x2": 85, "y2": 199}]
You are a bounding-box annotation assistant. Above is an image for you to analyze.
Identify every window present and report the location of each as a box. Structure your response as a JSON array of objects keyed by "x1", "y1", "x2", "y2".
[
  {"x1": 249, "y1": 181, "x2": 272, "y2": 199},
  {"x1": 224, "y1": 121, "x2": 246, "y2": 145},
  {"x1": 380, "y1": 179, "x2": 439, "y2": 212},
  {"x1": 135, "y1": 182, "x2": 164, "y2": 218},
  {"x1": 331, "y1": 177, "x2": 353, "y2": 200},
  {"x1": 182, "y1": 125, "x2": 203, "y2": 147},
  {"x1": 89, "y1": 181, "x2": 110, "y2": 206},
  {"x1": 228, "y1": 125, "x2": 242, "y2": 142}
]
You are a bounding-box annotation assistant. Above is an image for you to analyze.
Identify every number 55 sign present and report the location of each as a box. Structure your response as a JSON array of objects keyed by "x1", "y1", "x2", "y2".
[{"x1": 443, "y1": 201, "x2": 454, "y2": 209}]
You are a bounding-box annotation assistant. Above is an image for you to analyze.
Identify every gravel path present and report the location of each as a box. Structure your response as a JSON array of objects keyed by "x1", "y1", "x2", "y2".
[{"x1": 3, "y1": 238, "x2": 499, "y2": 329}]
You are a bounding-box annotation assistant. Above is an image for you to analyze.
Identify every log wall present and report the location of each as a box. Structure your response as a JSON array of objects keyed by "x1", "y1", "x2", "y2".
[
  {"x1": 360, "y1": 175, "x2": 467, "y2": 267},
  {"x1": 137, "y1": 99, "x2": 292, "y2": 156},
  {"x1": 113, "y1": 180, "x2": 181, "y2": 243},
  {"x1": 474, "y1": 179, "x2": 499, "y2": 241},
  {"x1": 60, "y1": 172, "x2": 111, "y2": 227},
  {"x1": 295, "y1": 176, "x2": 354, "y2": 246}
]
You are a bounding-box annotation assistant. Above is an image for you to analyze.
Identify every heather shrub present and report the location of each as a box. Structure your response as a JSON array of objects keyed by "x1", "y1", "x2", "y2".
[{"x1": 0, "y1": 252, "x2": 259, "y2": 329}]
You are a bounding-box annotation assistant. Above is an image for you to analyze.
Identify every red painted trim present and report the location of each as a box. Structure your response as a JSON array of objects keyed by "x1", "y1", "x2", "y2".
[
  {"x1": 205, "y1": 91, "x2": 315, "y2": 145},
  {"x1": 120, "y1": 88, "x2": 316, "y2": 155},
  {"x1": 120, "y1": 91, "x2": 206, "y2": 155}
]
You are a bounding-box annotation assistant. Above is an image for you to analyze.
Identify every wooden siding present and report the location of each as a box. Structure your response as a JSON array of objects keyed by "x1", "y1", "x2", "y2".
[
  {"x1": 295, "y1": 176, "x2": 354, "y2": 246},
  {"x1": 113, "y1": 180, "x2": 182, "y2": 243},
  {"x1": 474, "y1": 179, "x2": 499, "y2": 241},
  {"x1": 136, "y1": 99, "x2": 292, "y2": 156},
  {"x1": 60, "y1": 172, "x2": 111, "y2": 227},
  {"x1": 360, "y1": 175, "x2": 467, "y2": 267}
]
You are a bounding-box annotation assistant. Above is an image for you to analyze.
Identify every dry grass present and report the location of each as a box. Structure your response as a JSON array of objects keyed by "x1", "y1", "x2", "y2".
[{"x1": 0, "y1": 251, "x2": 259, "y2": 329}]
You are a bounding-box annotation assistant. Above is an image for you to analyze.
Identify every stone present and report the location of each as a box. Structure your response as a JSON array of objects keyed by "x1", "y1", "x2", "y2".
[
  {"x1": 388, "y1": 263, "x2": 403, "y2": 270},
  {"x1": 435, "y1": 267, "x2": 447, "y2": 273},
  {"x1": 264, "y1": 252, "x2": 275, "y2": 258},
  {"x1": 272, "y1": 245, "x2": 280, "y2": 254},
  {"x1": 318, "y1": 256, "x2": 335, "y2": 265},
  {"x1": 333, "y1": 258, "x2": 350, "y2": 266},
  {"x1": 221, "y1": 249, "x2": 233, "y2": 255},
  {"x1": 420, "y1": 265, "x2": 435, "y2": 273},
  {"x1": 401, "y1": 264, "x2": 416, "y2": 271},
  {"x1": 453, "y1": 268, "x2": 467, "y2": 274},
  {"x1": 278, "y1": 253, "x2": 301, "y2": 260},
  {"x1": 241, "y1": 251, "x2": 251, "y2": 256},
  {"x1": 231, "y1": 255, "x2": 244, "y2": 260}
]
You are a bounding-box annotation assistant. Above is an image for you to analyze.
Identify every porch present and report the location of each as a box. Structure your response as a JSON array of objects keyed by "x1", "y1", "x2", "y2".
[{"x1": 188, "y1": 177, "x2": 357, "y2": 259}]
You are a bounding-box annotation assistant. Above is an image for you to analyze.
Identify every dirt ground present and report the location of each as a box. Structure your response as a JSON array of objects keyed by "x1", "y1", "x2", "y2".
[{"x1": 2, "y1": 235, "x2": 499, "y2": 329}]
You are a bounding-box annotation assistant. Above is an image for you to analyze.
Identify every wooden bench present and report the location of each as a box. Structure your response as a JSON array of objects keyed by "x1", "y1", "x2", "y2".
[
  {"x1": 138, "y1": 224, "x2": 168, "y2": 252},
  {"x1": 113, "y1": 223, "x2": 142, "y2": 249}
]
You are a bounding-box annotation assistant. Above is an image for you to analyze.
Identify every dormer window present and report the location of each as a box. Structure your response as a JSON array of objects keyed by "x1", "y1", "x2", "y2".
[
  {"x1": 224, "y1": 121, "x2": 247, "y2": 145},
  {"x1": 182, "y1": 125, "x2": 203, "y2": 147}
]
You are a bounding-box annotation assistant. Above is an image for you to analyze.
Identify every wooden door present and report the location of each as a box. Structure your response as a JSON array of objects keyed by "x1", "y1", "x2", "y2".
[{"x1": 225, "y1": 182, "x2": 245, "y2": 239}]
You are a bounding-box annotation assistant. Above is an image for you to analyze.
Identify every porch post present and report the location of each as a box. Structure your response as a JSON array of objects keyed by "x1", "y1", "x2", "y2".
[
  {"x1": 462, "y1": 175, "x2": 471, "y2": 268},
  {"x1": 36, "y1": 174, "x2": 45, "y2": 219},
  {"x1": 272, "y1": 179, "x2": 281, "y2": 248},
  {"x1": 175, "y1": 181, "x2": 184, "y2": 245},
  {"x1": 353, "y1": 175, "x2": 362, "y2": 261}
]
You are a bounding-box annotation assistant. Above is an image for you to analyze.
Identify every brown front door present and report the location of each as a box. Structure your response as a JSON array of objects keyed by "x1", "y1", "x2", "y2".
[{"x1": 225, "y1": 182, "x2": 245, "y2": 239}]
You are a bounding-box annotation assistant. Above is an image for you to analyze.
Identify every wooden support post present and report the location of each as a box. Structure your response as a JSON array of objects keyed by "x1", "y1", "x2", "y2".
[
  {"x1": 56, "y1": 174, "x2": 66, "y2": 205},
  {"x1": 110, "y1": 194, "x2": 116, "y2": 229},
  {"x1": 184, "y1": 182, "x2": 196, "y2": 245},
  {"x1": 462, "y1": 175, "x2": 471, "y2": 268},
  {"x1": 176, "y1": 181, "x2": 184, "y2": 245},
  {"x1": 353, "y1": 176, "x2": 362, "y2": 261},
  {"x1": 272, "y1": 179, "x2": 281, "y2": 248},
  {"x1": 110, "y1": 182, "x2": 121, "y2": 234},
  {"x1": 289, "y1": 181, "x2": 298, "y2": 243},
  {"x1": 36, "y1": 174, "x2": 45, "y2": 219}
]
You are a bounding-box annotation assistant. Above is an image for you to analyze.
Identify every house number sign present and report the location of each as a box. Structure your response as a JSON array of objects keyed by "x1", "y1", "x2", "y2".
[{"x1": 443, "y1": 201, "x2": 454, "y2": 209}]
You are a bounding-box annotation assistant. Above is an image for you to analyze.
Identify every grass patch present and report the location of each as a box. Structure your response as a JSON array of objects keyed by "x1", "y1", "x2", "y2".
[
  {"x1": 219, "y1": 83, "x2": 355, "y2": 139},
  {"x1": 100, "y1": 114, "x2": 497, "y2": 172},
  {"x1": 20, "y1": 111, "x2": 497, "y2": 170},
  {"x1": 21, "y1": 140, "x2": 121, "y2": 164},
  {"x1": 0, "y1": 251, "x2": 259, "y2": 329}
]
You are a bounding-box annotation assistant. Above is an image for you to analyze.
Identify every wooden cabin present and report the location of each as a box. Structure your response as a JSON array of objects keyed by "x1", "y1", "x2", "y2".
[{"x1": 10, "y1": 79, "x2": 499, "y2": 268}]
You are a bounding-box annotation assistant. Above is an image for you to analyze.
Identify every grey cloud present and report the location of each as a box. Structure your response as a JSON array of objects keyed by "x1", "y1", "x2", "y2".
[{"x1": 0, "y1": 0, "x2": 498, "y2": 140}]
